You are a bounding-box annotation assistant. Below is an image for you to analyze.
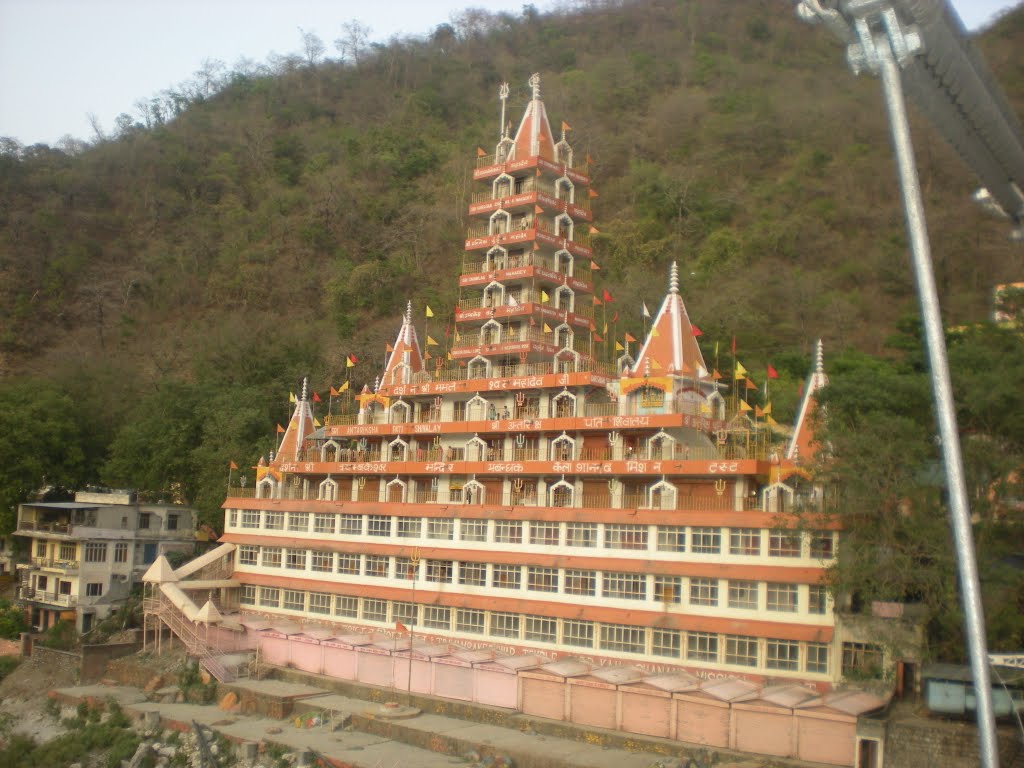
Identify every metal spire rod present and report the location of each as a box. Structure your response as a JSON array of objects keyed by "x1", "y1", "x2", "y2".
[{"x1": 796, "y1": 1, "x2": 1008, "y2": 765}]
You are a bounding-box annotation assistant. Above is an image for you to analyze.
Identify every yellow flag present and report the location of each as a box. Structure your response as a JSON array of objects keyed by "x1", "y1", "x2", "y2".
[
  {"x1": 289, "y1": 392, "x2": 296, "y2": 403},
  {"x1": 766, "y1": 414, "x2": 778, "y2": 426},
  {"x1": 543, "y1": 323, "x2": 552, "y2": 333},
  {"x1": 739, "y1": 400, "x2": 752, "y2": 412},
  {"x1": 313, "y1": 417, "x2": 322, "y2": 427},
  {"x1": 603, "y1": 322, "x2": 608, "y2": 335},
  {"x1": 763, "y1": 402, "x2": 772, "y2": 415},
  {"x1": 339, "y1": 381, "x2": 350, "y2": 392},
  {"x1": 650, "y1": 326, "x2": 660, "y2": 337},
  {"x1": 735, "y1": 361, "x2": 747, "y2": 377},
  {"x1": 425, "y1": 306, "x2": 434, "y2": 318},
  {"x1": 541, "y1": 290, "x2": 549, "y2": 303},
  {"x1": 446, "y1": 352, "x2": 452, "y2": 360},
  {"x1": 651, "y1": 359, "x2": 662, "y2": 370},
  {"x1": 455, "y1": 330, "x2": 461, "y2": 341},
  {"x1": 427, "y1": 336, "x2": 439, "y2": 346},
  {"x1": 346, "y1": 357, "x2": 355, "y2": 368},
  {"x1": 615, "y1": 341, "x2": 625, "y2": 352}
]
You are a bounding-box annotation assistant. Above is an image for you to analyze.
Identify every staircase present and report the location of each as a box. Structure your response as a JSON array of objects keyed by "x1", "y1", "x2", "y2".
[{"x1": 145, "y1": 596, "x2": 247, "y2": 683}]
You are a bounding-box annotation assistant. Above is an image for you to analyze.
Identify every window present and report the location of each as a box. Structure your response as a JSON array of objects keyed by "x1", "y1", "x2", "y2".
[
  {"x1": 59, "y1": 542, "x2": 76, "y2": 561},
  {"x1": 691, "y1": 527, "x2": 721, "y2": 554},
  {"x1": 86, "y1": 583, "x2": 103, "y2": 597},
  {"x1": 527, "y1": 567, "x2": 559, "y2": 592},
  {"x1": 842, "y1": 642, "x2": 883, "y2": 678},
  {"x1": 334, "y1": 596, "x2": 359, "y2": 618},
  {"x1": 806, "y1": 643, "x2": 830, "y2": 674},
  {"x1": 241, "y1": 510, "x2": 260, "y2": 528},
  {"x1": 524, "y1": 616, "x2": 557, "y2": 643},
  {"x1": 689, "y1": 578, "x2": 719, "y2": 606},
  {"x1": 338, "y1": 514, "x2": 362, "y2": 535},
  {"x1": 314, "y1": 513, "x2": 335, "y2": 534},
  {"x1": 114, "y1": 543, "x2": 128, "y2": 563},
  {"x1": 311, "y1": 550, "x2": 333, "y2": 572},
  {"x1": 605, "y1": 524, "x2": 648, "y2": 550},
  {"x1": 811, "y1": 531, "x2": 835, "y2": 559},
  {"x1": 458, "y1": 562, "x2": 486, "y2": 586},
  {"x1": 138, "y1": 512, "x2": 151, "y2": 529},
  {"x1": 456, "y1": 608, "x2": 485, "y2": 634},
  {"x1": 565, "y1": 522, "x2": 597, "y2": 548},
  {"x1": 459, "y1": 519, "x2": 488, "y2": 542},
  {"x1": 728, "y1": 580, "x2": 759, "y2": 610},
  {"x1": 729, "y1": 528, "x2": 761, "y2": 556},
  {"x1": 600, "y1": 624, "x2": 645, "y2": 654},
  {"x1": 425, "y1": 560, "x2": 453, "y2": 583},
  {"x1": 265, "y1": 512, "x2": 284, "y2": 530},
  {"x1": 367, "y1": 515, "x2": 391, "y2": 537},
  {"x1": 393, "y1": 602, "x2": 418, "y2": 626},
  {"x1": 285, "y1": 549, "x2": 307, "y2": 570},
  {"x1": 809, "y1": 585, "x2": 829, "y2": 615},
  {"x1": 240, "y1": 585, "x2": 256, "y2": 605},
  {"x1": 364, "y1": 555, "x2": 389, "y2": 578},
  {"x1": 490, "y1": 612, "x2": 520, "y2": 638},
  {"x1": 492, "y1": 564, "x2": 521, "y2": 589},
  {"x1": 654, "y1": 575, "x2": 682, "y2": 604},
  {"x1": 35, "y1": 541, "x2": 47, "y2": 558},
  {"x1": 652, "y1": 629, "x2": 682, "y2": 658},
  {"x1": 767, "y1": 640, "x2": 800, "y2": 671},
  {"x1": 337, "y1": 554, "x2": 360, "y2": 575},
  {"x1": 309, "y1": 593, "x2": 331, "y2": 614},
  {"x1": 287, "y1": 512, "x2": 308, "y2": 532},
  {"x1": 767, "y1": 583, "x2": 798, "y2": 612},
  {"x1": 167, "y1": 513, "x2": 179, "y2": 531},
  {"x1": 395, "y1": 557, "x2": 416, "y2": 580},
  {"x1": 227, "y1": 510, "x2": 237, "y2": 528},
  {"x1": 657, "y1": 527, "x2": 686, "y2": 552},
  {"x1": 260, "y1": 587, "x2": 280, "y2": 607},
  {"x1": 603, "y1": 572, "x2": 646, "y2": 600},
  {"x1": 768, "y1": 530, "x2": 800, "y2": 557},
  {"x1": 564, "y1": 570, "x2": 596, "y2": 596},
  {"x1": 423, "y1": 606, "x2": 451, "y2": 630},
  {"x1": 725, "y1": 635, "x2": 759, "y2": 667},
  {"x1": 396, "y1": 518, "x2": 421, "y2": 538},
  {"x1": 238, "y1": 545, "x2": 259, "y2": 566},
  {"x1": 427, "y1": 518, "x2": 454, "y2": 540},
  {"x1": 529, "y1": 521, "x2": 560, "y2": 546},
  {"x1": 84, "y1": 543, "x2": 107, "y2": 563},
  {"x1": 362, "y1": 599, "x2": 388, "y2": 622},
  {"x1": 494, "y1": 520, "x2": 522, "y2": 544},
  {"x1": 563, "y1": 620, "x2": 594, "y2": 648},
  {"x1": 283, "y1": 590, "x2": 305, "y2": 611},
  {"x1": 261, "y1": 547, "x2": 282, "y2": 568}
]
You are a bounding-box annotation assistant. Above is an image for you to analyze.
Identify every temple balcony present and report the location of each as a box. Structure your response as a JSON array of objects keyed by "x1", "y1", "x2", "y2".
[
  {"x1": 472, "y1": 152, "x2": 590, "y2": 185},
  {"x1": 454, "y1": 297, "x2": 594, "y2": 323},
  {"x1": 468, "y1": 187, "x2": 592, "y2": 221},
  {"x1": 458, "y1": 257, "x2": 594, "y2": 287},
  {"x1": 464, "y1": 225, "x2": 592, "y2": 259}
]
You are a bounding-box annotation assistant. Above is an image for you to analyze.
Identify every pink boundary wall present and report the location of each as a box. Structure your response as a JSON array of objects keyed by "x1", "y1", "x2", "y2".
[{"x1": 249, "y1": 629, "x2": 857, "y2": 767}]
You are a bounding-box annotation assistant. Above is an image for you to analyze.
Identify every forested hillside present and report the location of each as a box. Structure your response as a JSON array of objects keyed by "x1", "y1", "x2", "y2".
[{"x1": 0, "y1": 1, "x2": 1022, "y2": 534}]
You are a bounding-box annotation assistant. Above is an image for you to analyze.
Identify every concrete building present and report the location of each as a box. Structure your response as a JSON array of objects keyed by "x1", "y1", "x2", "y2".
[{"x1": 15, "y1": 489, "x2": 197, "y2": 632}]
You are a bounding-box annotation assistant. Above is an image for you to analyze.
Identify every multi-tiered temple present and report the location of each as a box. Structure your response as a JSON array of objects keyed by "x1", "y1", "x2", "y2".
[{"x1": 219, "y1": 76, "x2": 840, "y2": 689}]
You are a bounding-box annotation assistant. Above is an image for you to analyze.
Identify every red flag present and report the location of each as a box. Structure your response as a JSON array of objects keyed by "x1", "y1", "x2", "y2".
[
  {"x1": 602, "y1": 289, "x2": 614, "y2": 303},
  {"x1": 348, "y1": 353, "x2": 359, "y2": 364},
  {"x1": 593, "y1": 333, "x2": 604, "y2": 342},
  {"x1": 767, "y1": 364, "x2": 779, "y2": 379},
  {"x1": 612, "y1": 311, "x2": 619, "y2": 323},
  {"x1": 312, "y1": 392, "x2": 322, "y2": 403},
  {"x1": 229, "y1": 461, "x2": 238, "y2": 470},
  {"x1": 396, "y1": 621, "x2": 409, "y2": 634},
  {"x1": 691, "y1": 324, "x2": 703, "y2": 337}
]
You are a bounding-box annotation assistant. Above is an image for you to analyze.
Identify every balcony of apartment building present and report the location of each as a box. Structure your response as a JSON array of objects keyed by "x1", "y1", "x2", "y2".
[{"x1": 15, "y1": 506, "x2": 97, "y2": 538}]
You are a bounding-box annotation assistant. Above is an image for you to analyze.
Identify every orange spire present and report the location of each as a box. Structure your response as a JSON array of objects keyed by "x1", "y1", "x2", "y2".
[
  {"x1": 382, "y1": 300, "x2": 425, "y2": 385},
  {"x1": 511, "y1": 73, "x2": 556, "y2": 162},
  {"x1": 631, "y1": 262, "x2": 707, "y2": 378},
  {"x1": 785, "y1": 339, "x2": 829, "y2": 464},
  {"x1": 274, "y1": 377, "x2": 317, "y2": 464}
]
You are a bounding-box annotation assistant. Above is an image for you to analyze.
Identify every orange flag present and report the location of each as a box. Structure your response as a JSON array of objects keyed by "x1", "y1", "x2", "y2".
[
  {"x1": 229, "y1": 461, "x2": 238, "y2": 470},
  {"x1": 276, "y1": 424, "x2": 285, "y2": 434},
  {"x1": 476, "y1": 147, "x2": 486, "y2": 157},
  {"x1": 624, "y1": 332, "x2": 636, "y2": 343}
]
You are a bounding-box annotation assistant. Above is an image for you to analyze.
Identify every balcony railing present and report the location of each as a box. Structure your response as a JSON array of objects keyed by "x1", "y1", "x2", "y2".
[
  {"x1": 18, "y1": 587, "x2": 77, "y2": 607},
  {"x1": 465, "y1": 221, "x2": 591, "y2": 249},
  {"x1": 459, "y1": 252, "x2": 594, "y2": 282},
  {"x1": 28, "y1": 557, "x2": 80, "y2": 572},
  {"x1": 473, "y1": 151, "x2": 591, "y2": 178},
  {"x1": 455, "y1": 294, "x2": 596, "y2": 320},
  {"x1": 16, "y1": 520, "x2": 71, "y2": 534}
]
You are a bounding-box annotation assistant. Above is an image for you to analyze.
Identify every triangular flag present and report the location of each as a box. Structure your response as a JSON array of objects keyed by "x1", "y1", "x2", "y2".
[
  {"x1": 427, "y1": 336, "x2": 439, "y2": 346},
  {"x1": 541, "y1": 290, "x2": 549, "y2": 303},
  {"x1": 615, "y1": 341, "x2": 625, "y2": 351},
  {"x1": 588, "y1": 188, "x2": 599, "y2": 198},
  {"x1": 767, "y1": 364, "x2": 779, "y2": 379},
  {"x1": 534, "y1": 205, "x2": 544, "y2": 214},
  {"x1": 593, "y1": 295, "x2": 602, "y2": 306},
  {"x1": 586, "y1": 153, "x2": 594, "y2": 164},
  {"x1": 396, "y1": 621, "x2": 409, "y2": 633},
  {"x1": 650, "y1": 326, "x2": 660, "y2": 337},
  {"x1": 624, "y1": 333, "x2": 636, "y2": 343},
  {"x1": 276, "y1": 423, "x2": 285, "y2": 433},
  {"x1": 739, "y1": 400, "x2": 752, "y2": 412},
  {"x1": 476, "y1": 147, "x2": 486, "y2": 157},
  {"x1": 593, "y1": 333, "x2": 604, "y2": 342},
  {"x1": 602, "y1": 289, "x2": 614, "y2": 303},
  {"x1": 330, "y1": 387, "x2": 339, "y2": 397},
  {"x1": 602, "y1": 322, "x2": 608, "y2": 335},
  {"x1": 313, "y1": 417, "x2": 322, "y2": 427},
  {"x1": 446, "y1": 351, "x2": 452, "y2": 360},
  {"x1": 425, "y1": 305, "x2": 434, "y2": 318},
  {"x1": 455, "y1": 330, "x2": 461, "y2": 341},
  {"x1": 712, "y1": 369, "x2": 722, "y2": 380},
  {"x1": 229, "y1": 461, "x2": 239, "y2": 470},
  {"x1": 642, "y1": 302, "x2": 651, "y2": 319},
  {"x1": 424, "y1": 351, "x2": 432, "y2": 360},
  {"x1": 312, "y1": 392, "x2": 322, "y2": 403},
  {"x1": 543, "y1": 323, "x2": 552, "y2": 333},
  {"x1": 289, "y1": 392, "x2": 296, "y2": 403},
  {"x1": 735, "y1": 361, "x2": 747, "y2": 377},
  {"x1": 385, "y1": 343, "x2": 394, "y2": 352},
  {"x1": 339, "y1": 381, "x2": 350, "y2": 392},
  {"x1": 697, "y1": 365, "x2": 708, "y2": 378},
  {"x1": 589, "y1": 225, "x2": 600, "y2": 234},
  {"x1": 746, "y1": 378, "x2": 757, "y2": 390},
  {"x1": 651, "y1": 359, "x2": 662, "y2": 370},
  {"x1": 763, "y1": 402, "x2": 772, "y2": 415},
  {"x1": 755, "y1": 406, "x2": 764, "y2": 418},
  {"x1": 591, "y1": 260, "x2": 601, "y2": 270},
  {"x1": 346, "y1": 358, "x2": 355, "y2": 368},
  {"x1": 691, "y1": 324, "x2": 703, "y2": 337},
  {"x1": 612, "y1": 311, "x2": 619, "y2": 323},
  {"x1": 561, "y1": 120, "x2": 572, "y2": 132},
  {"x1": 766, "y1": 414, "x2": 778, "y2": 426}
]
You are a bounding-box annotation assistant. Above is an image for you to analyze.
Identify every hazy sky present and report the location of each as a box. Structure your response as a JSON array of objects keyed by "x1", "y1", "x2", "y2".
[{"x1": 0, "y1": 0, "x2": 1017, "y2": 146}]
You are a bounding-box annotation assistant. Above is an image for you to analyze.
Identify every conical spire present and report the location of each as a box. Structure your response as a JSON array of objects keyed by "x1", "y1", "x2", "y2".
[
  {"x1": 785, "y1": 339, "x2": 830, "y2": 462},
  {"x1": 511, "y1": 73, "x2": 556, "y2": 162},
  {"x1": 631, "y1": 262, "x2": 707, "y2": 377},
  {"x1": 274, "y1": 377, "x2": 316, "y2": 464},
  {"x1": 382, "y1": 301, "x2": 425, "y2": 385}
]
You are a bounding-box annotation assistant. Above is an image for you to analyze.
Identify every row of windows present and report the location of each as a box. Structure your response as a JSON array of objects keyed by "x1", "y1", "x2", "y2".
[
  {"x1": 239, "y1": 587, "x2": 831, "y2": 674},
  {"x1": 235, "y1": 547, "x2": 829, "y2": 614},
  {"x1": 229, "y1": 511, "x2": 835, "y2": 559}
]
